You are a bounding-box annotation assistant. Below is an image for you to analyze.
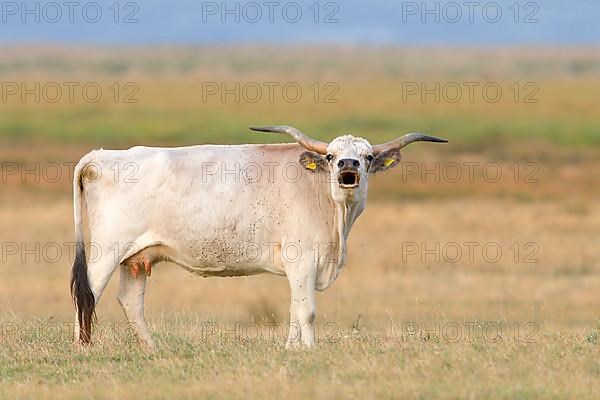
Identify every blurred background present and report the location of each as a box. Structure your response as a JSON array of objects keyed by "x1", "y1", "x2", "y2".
[{"x1": 0, "y1": 0, "x2": 599, "y2": 352}]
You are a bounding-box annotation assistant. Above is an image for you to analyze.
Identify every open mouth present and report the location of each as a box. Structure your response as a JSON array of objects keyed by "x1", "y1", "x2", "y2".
[{"x1": 338, "y1": 170, "x2": 359, "y2": 188}]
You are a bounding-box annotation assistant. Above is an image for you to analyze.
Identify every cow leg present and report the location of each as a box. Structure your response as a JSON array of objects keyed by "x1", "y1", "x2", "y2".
[
  {"x1": 73, "y1": 310, "x2": 81, "y2": 344},
  {"x1": 117, "y1": 266, "x2": 155, "y2": 351},
  {"x1": 285, "y1": 264, "x2": 317, "y2": 349},
  {"x1": 73, "y1": 254, "x2": 119, "y2": 344}
]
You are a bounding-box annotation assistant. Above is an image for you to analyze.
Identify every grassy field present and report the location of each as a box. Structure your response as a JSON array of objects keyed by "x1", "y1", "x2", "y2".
[
  {"x1": 0, "y1": 46, "x2": 599, "y2": 399},
  {"x1": 0, "y1": 322, "x2": 598, "y2": 399}
]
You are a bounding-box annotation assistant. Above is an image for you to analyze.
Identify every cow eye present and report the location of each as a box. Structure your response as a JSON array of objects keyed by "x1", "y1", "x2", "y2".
[
  {"x1": 367, "y1": 154, "x2": 374, "y2": 162},
  {"x1": 326, "y1": 154, "x2": 334, "y2": 162}
]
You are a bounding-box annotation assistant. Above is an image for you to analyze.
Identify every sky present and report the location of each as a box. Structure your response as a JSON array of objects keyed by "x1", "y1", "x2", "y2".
[{"x1": 0, "y1": 0, "x2": 598, "y2": 45}]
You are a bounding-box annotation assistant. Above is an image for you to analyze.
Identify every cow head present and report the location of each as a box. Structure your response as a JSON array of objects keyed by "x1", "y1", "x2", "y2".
[{"x1": 250, "y1": 126, "x2": 447, "y2": 204}]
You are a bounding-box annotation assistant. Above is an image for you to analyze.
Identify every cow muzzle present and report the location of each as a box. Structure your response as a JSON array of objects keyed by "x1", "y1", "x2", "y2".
[{"x1": 338, "y1": 168, "x2": 360, "y2": 189}]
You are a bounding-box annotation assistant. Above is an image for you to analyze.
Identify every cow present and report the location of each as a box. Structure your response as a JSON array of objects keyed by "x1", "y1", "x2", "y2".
[{"x1": 70, "y1": 126, "x2": 447, "y2": 349}]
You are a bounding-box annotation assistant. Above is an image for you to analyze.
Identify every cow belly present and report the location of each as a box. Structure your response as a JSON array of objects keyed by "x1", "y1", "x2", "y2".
[{"x1": 120, "y1": 240, "x2": 286, "y2": 278}]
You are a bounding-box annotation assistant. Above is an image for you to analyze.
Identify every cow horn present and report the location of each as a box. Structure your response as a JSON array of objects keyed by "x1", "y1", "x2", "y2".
[
  {"x1": 250, "y1": 126, "x2": 329, "y2": 155},
  {"x1": 372, "y1": 133, "x2": 448, "y2": 154}
]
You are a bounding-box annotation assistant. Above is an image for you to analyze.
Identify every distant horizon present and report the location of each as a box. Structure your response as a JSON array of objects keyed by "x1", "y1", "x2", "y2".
[
  {"x1": 1, "y1": 42, "x2": 598, "y2": 50},
  {"x1": 0, "y1": 0, "x2": 598, "y2": 45}
]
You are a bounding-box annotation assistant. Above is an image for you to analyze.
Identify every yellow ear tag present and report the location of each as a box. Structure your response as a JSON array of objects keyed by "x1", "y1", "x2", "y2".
[
  {"x1": 384, "y1": 159, "x2": 396, "y2": 167},
  {"x1": 306, "y1": 162, "x2": 317, "y2": 170}
]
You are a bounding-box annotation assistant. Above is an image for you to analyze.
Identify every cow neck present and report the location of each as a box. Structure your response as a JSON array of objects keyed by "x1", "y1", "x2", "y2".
[{"x1": 332, "y1": 199, "x2": 362, "y2": 267}]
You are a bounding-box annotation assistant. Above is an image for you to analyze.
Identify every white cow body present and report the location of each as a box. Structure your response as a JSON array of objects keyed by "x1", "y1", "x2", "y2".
[{"x1": 80, "y1": 143, "x2": 358, "y2": 290}]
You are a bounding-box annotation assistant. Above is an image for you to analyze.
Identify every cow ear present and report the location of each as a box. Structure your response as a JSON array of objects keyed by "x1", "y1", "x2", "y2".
[
  {"x1": 299, "y1": 151, "x2": 327, "y2": 172},
  {"x1": 370, "y1": 149, "x2": 401, "y2": 174}
]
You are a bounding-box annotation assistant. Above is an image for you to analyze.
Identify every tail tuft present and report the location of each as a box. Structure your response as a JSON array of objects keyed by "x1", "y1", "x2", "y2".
[{"x1": 71, "y1": 242, "x2": 95, "y2": 344}]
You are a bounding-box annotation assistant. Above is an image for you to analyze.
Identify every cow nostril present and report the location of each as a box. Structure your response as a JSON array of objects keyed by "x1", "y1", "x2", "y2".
[{"x1": 339, "y1": 159, "x2": 360, "y2": 169}]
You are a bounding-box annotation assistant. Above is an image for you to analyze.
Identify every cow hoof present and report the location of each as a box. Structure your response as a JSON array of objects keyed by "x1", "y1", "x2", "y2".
[
  {"x1": 285, "y1": 341, "x2": 302, "y2": 350},
  {"x1": 143, "y1": 344, "x2": 157, "y2": 353}
]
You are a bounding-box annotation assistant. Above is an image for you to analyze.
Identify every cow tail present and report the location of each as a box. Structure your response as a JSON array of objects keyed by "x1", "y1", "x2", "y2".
[{"x1": 70, "y1": 158, "x2": 96, "y2": 344}]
